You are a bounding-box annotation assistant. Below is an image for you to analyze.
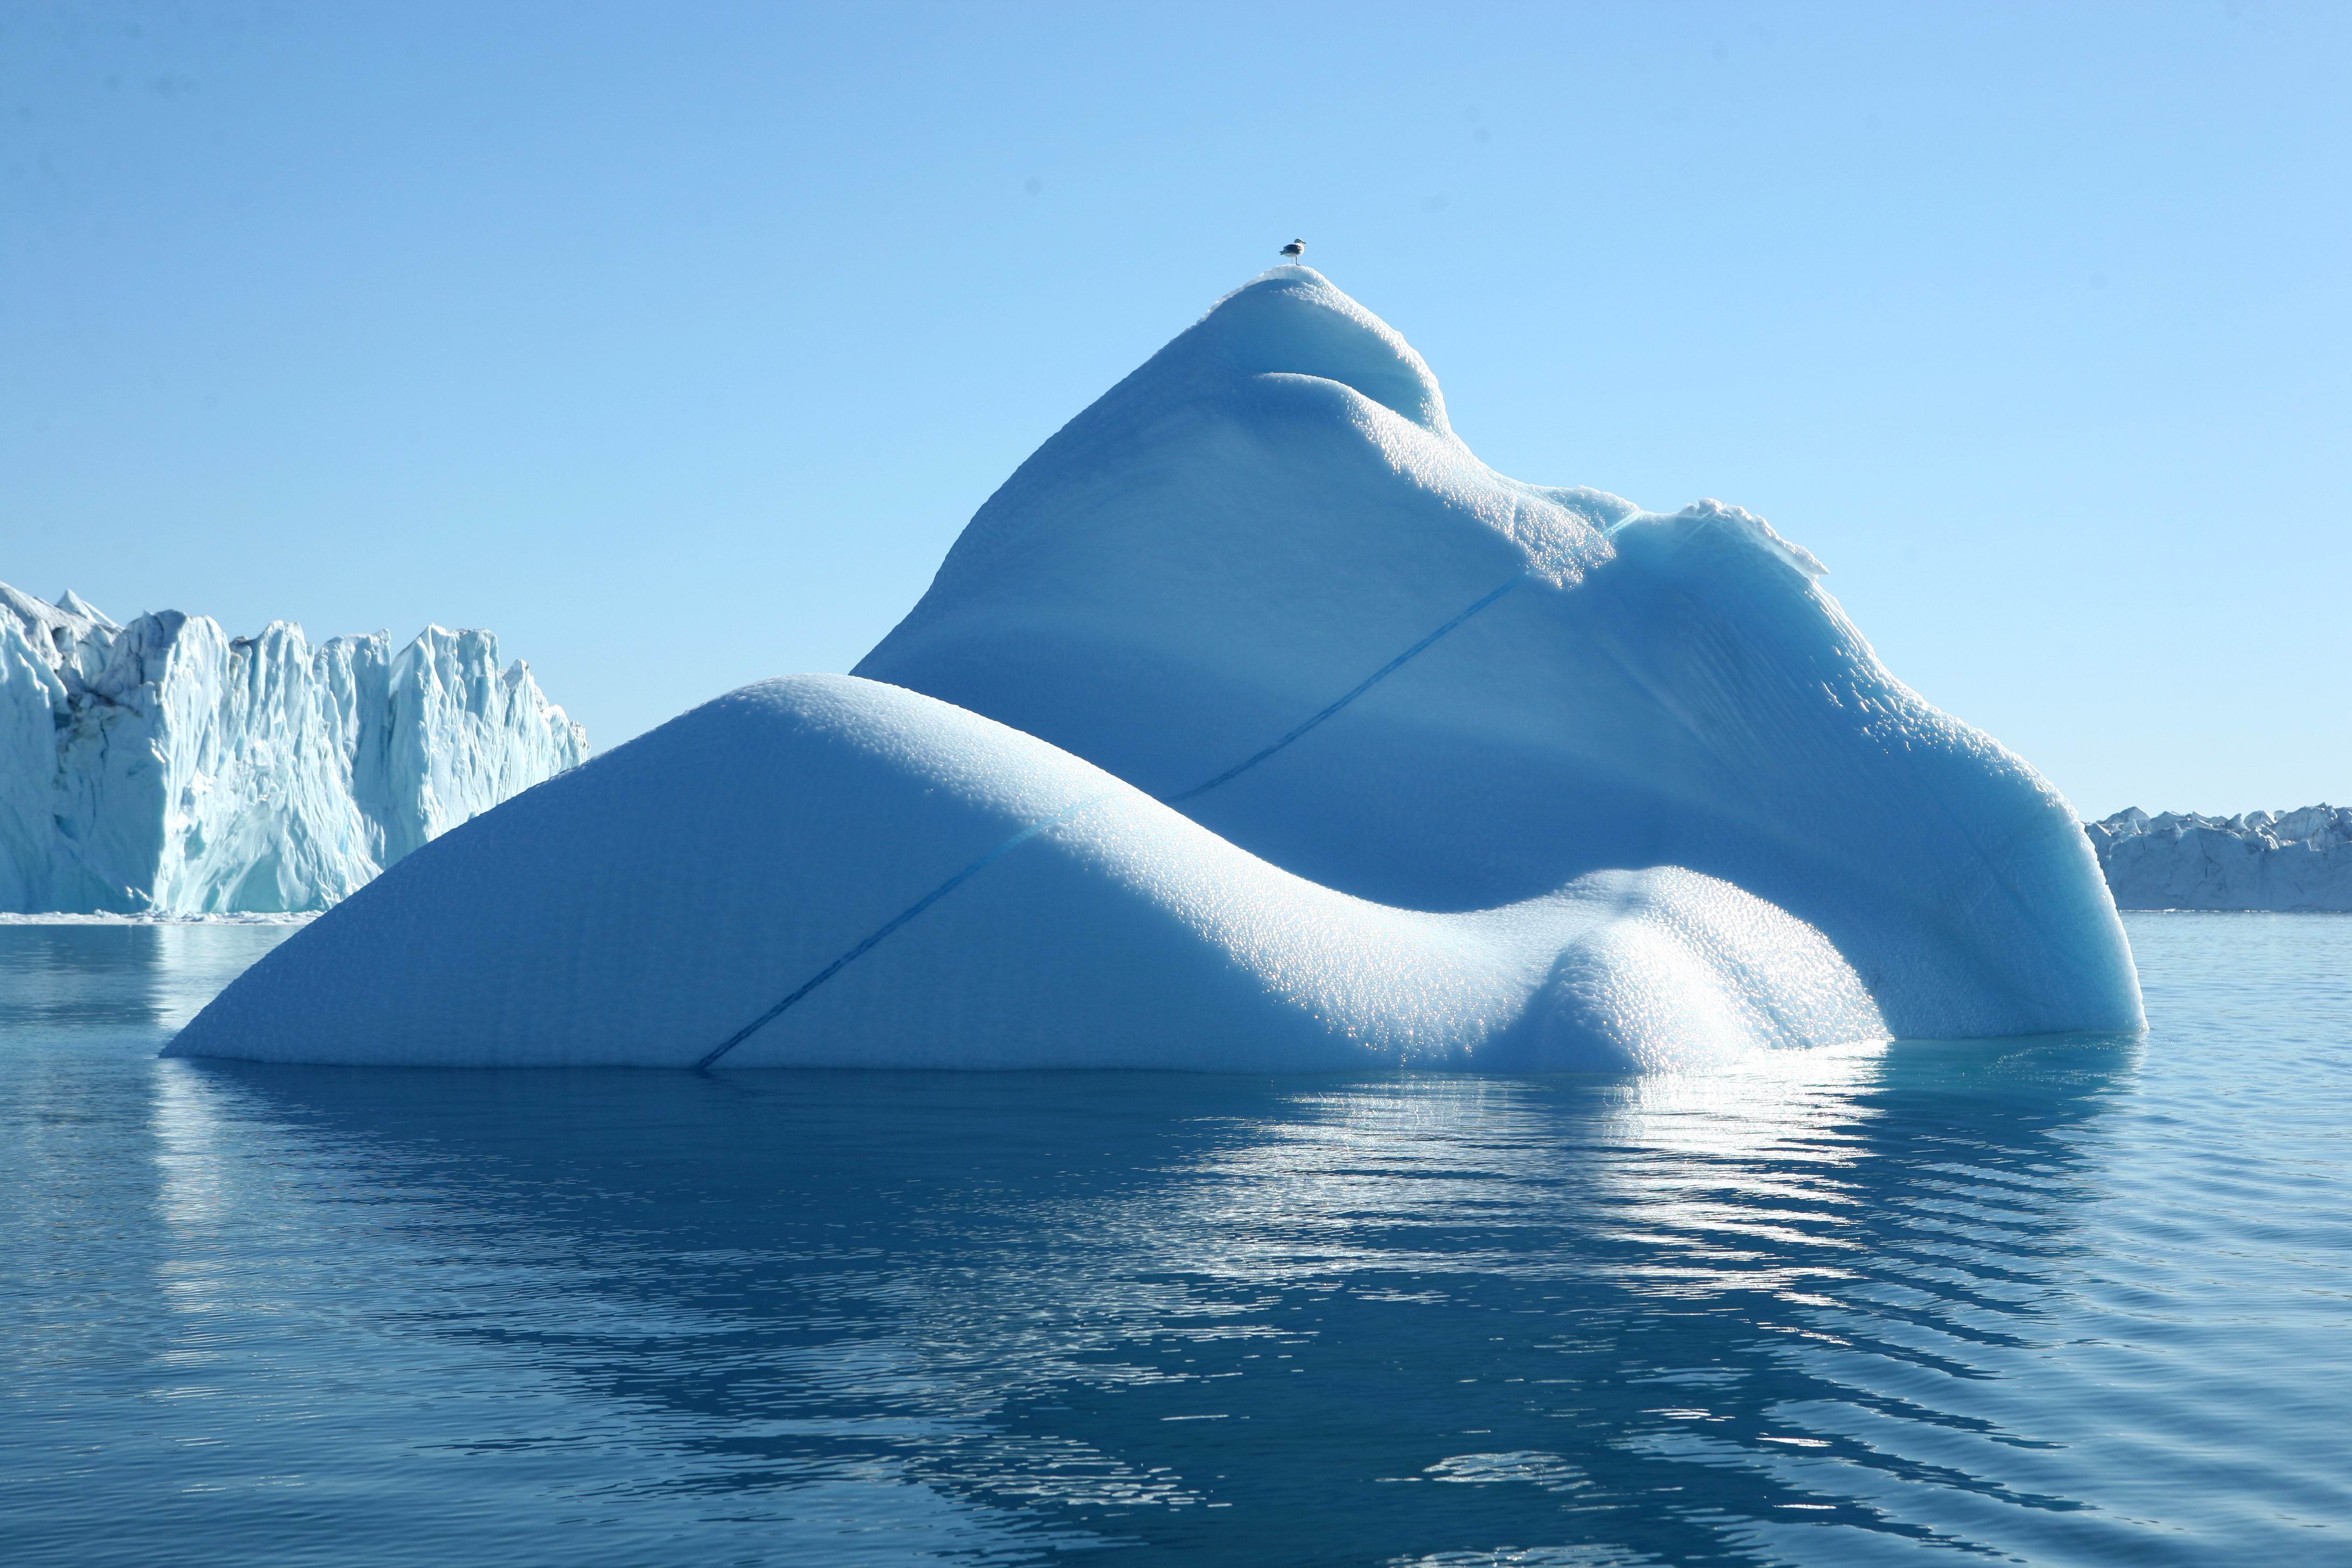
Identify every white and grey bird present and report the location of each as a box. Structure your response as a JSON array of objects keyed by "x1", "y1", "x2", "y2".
[{"x1": 1279, "y1": 237, "x2": 1306, "y2": 262}]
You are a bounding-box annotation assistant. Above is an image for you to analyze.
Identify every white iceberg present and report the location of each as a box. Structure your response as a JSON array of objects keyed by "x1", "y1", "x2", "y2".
[
  {"x1": 1, "y1": 582, "x2": 586, "y2": 914},
  {"x1": 2089, "y1": 804, "x2": 2352, "y2": 911},
  {"x1": 169, "y1": 268, "x2": 2141, "y2": 1070}
]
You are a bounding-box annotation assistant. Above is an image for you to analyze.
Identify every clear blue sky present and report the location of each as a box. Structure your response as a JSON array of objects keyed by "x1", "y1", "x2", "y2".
[{"x1": 5, "y1": 2, "x2": 2345, "y2": 818}]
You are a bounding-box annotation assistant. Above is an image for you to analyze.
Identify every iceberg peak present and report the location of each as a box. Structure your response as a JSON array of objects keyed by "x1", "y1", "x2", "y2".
[
  {"x1": 53, "y1": 589, "x2": 118, "y2": 629},
  {"x1": 1177, "y1": 265, "x2": 1453, "y2": 437}
]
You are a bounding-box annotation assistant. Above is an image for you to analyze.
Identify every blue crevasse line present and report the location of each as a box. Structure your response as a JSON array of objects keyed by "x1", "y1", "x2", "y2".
[
  {"x1": 1158, "y1": 570, "x2": 1531, "y2": 803},
  {"x1": 690, "y1": 792, "x2": 1121, "y2": 1072},
  {"x1": 697, "y1": 566, "x2": 1534, "y2": 1069}
]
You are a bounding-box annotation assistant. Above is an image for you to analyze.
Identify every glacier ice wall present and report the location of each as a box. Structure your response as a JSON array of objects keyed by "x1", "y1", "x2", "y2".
[
  {"x1": 2090, "y1": 805, "x2": 2352, "y2": 911},
  {"x1": 1, "y1": 582, "x2": 586, "y2": 913},
  {"x1": 171, "y1": 267, "x2": 2141, "y2": 1070}
]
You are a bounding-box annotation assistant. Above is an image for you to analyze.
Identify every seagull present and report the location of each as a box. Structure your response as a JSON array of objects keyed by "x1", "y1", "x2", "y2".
[{"x1": 1279, "y1": 237, "x2": 1306, "y2": 262}]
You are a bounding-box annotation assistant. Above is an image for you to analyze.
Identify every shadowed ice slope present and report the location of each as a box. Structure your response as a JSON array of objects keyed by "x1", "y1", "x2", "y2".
[{"x1": 171, "y1": 268, "x2": 2139, "y2": 1069}]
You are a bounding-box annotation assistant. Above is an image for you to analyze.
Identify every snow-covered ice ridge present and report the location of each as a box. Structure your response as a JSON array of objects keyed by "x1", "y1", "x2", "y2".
[
  {"x1": 2089, "y1": 806, "x2": 2352, "y2": 911},
  {"x1": 173, "y1": 267, "x2": 2143, "y2": 1071},
  {"x1": 2, "y1": 582, "x2": 586, "y2": 914}
]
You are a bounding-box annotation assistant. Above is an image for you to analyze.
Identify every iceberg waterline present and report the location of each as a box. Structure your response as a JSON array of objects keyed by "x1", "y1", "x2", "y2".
[
  {"x1": 1, "y1": 583, "x2": 586, "y2": 914},
  {"x1": 171, "y1": 267, "x2": 2143, "y2": 1070}
]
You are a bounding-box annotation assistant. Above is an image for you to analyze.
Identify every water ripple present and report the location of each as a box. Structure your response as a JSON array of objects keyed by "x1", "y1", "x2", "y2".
[{"x1": 1, "y1": 915, "x2": 2348, "y2": 1564}]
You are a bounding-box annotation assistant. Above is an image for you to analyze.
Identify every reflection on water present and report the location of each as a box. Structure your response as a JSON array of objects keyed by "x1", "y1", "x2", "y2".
[
  {"x1": 4, "y1": 919, "x2": 2350, "y2": 1566},
  {"x1": 0, "y1": 919, "x2": 298, "y2": 1031}
]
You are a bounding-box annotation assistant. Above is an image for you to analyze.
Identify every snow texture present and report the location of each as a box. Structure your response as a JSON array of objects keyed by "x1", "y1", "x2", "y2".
[
  {"x1": 2089, "y1": 805, "x2": 2352, "y2": 911},
  {"x1": 171, "y1": 267, "x2": 2142, "y2": 1070},
  {"x1": 1, "y1": 582, "x2": 586, "y2": 913}
]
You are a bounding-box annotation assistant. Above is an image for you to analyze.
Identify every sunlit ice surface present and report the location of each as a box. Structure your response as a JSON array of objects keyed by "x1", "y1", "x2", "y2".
[
  {"x1": 168, "y1": 270, "x2": 2138, "y2": 1072},
  {"x1": 4, "y1": 915, "x2": 2347, "y2": 1566}
]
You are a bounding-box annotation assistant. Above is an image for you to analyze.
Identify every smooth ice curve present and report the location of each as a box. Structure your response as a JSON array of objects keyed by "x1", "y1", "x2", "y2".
[{"x1": 170, "y1": 267, "x2": 2143, "y2": 1070}]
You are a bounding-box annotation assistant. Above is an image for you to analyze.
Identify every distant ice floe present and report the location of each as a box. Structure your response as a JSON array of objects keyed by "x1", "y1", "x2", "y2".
[
  {"x1": 1, "y1": 582, "x2": 584, "y2": 914},
  {"x1": 171, "y1": 267, "x2": 2143, "y2": 1072}
]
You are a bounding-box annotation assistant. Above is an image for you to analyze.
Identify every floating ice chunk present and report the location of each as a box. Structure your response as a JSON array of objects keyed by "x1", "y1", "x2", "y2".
[{"x1": 172, "y1": 268, "x2": 2140, "y2": 1068}]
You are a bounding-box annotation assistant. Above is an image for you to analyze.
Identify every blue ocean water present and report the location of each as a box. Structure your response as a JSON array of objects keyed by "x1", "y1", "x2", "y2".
[{"x1": 2, "y1": 915, "x2": 2346, "y2": 1567}]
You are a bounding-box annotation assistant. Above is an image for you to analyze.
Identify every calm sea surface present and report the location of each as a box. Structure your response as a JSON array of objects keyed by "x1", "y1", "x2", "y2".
[{"x1": 2, "y1": 914, "x2": 2346, "y2": 1566}]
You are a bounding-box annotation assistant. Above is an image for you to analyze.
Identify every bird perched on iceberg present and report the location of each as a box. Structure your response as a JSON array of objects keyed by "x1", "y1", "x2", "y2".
[{"x1": 1279, "y1": 237, "x2": 1305, "y2": 262}]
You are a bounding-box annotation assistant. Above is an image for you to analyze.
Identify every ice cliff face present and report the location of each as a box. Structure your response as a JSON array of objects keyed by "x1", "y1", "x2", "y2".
[
  {"x1": 2089, "y1": 806, "x2": 2352, "y2": 911},
  {"x1": 1, "y1": 582, "x2": 586, "y2": 913}
]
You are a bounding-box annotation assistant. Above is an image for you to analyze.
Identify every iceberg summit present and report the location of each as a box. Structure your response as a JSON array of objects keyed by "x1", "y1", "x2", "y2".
[{"x1": 170, "y1": 267, "x2": 2143, "y2": 1070}]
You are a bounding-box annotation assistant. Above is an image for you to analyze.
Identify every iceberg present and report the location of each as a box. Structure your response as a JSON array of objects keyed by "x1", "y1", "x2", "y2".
[
  {"x1": 2089, "y1": 805, "x2": 2352, "y2": 911},
  {"x1": 169, "y1": 267, "x2": 2142, "y2": 1070},
  {"x1": 1, "y1": 582, "x2": 586, "y2": 914}
]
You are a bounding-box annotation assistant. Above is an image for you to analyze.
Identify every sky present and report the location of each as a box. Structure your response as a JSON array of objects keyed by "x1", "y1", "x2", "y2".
[{"x1": 3, "y1": 1, "x2": 2345, "y2": 819}]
